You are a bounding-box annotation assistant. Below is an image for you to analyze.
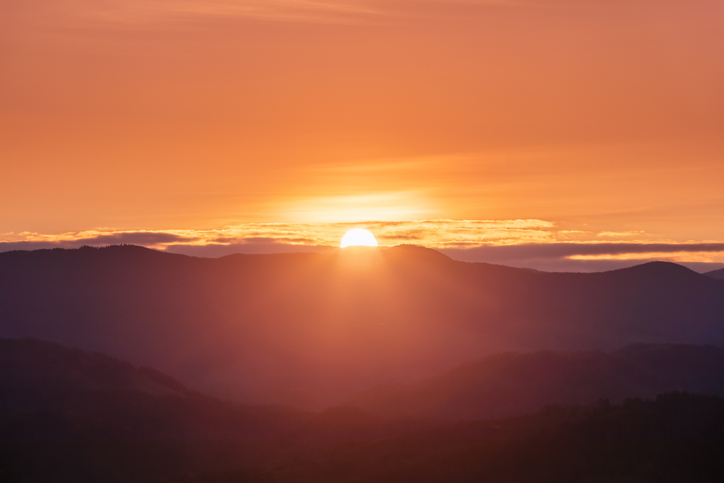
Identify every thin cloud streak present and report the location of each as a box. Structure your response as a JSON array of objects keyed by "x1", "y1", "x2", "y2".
[
  {"x1": 442, "y1": 243, "x2": 724, "y2": 261},
  {"x1": 52, "y1": 0, "x2": 383, "y2": 25}
]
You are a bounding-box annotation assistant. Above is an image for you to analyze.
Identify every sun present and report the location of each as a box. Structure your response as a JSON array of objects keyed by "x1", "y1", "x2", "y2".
[{"x1": 340, "y1": 229, "x2": 378, "y2": 248}]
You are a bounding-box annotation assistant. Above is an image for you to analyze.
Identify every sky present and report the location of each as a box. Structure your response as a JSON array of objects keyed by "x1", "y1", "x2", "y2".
[{"x1": 2, "y1": 0, "x2": 724, "y2": 271}]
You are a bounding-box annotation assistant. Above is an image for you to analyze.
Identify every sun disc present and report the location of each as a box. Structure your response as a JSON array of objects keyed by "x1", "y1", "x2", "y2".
[{"x1": 340, "y1": 229, "x2": 378, "y2": 248}]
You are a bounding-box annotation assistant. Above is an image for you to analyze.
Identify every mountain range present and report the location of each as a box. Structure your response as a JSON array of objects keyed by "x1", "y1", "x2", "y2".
[
  {"x1": 1, "y1": 245, "x2": 723, "y2": 408},
  {"x1": 353, "y1": 343, "x2": 724, "y2": 420}
]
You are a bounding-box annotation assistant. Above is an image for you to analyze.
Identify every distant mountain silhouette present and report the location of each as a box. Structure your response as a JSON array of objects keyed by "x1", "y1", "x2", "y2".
[
  {"x1": 1, "y1": 245, "x2": 723, "y2": 408},
  {"x1": 0, "y1": 337, "x2": 188, "y2": 402},
  {"x1": 706, "y1": 268, "x2": 724, "y2": 280},
  {"x1": 352, "y1": 343, "x2": 724, "y2": 420}
]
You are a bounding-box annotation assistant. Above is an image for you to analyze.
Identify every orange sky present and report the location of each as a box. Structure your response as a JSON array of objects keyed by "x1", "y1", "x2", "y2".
[{"x1": 2, "y1": 0, "x2": 724, "y2": 269}]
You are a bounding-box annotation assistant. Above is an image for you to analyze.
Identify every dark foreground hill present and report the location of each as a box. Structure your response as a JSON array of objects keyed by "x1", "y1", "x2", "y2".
[
  {"x1": 353, "y1": 343, "x2": 724, "y2": 420},
  {"x1": 1, "y1": 245, "x2": 723, "y2": 407},
  {"x1": 0, "y1": 339, "x2": 397, "y2": 482},
  {"x1": 178, "y1": 393, "x2": 724, "y2": 483},
  {"x1": 3, "y1": 339, "x2": 724, "y2": 483}
]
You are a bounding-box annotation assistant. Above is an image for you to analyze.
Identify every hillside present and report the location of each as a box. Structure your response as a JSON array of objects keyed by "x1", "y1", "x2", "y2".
[
  {"x1": 707, "y1": 268, "x2": 724, "y2": 280},
  {"x1": 352, "y1": 344, "x2": 724, "y2": 420},
  {"x1": 177, "y1": 393, "x2": 724, "y2": 483},
  {"x1": 1, "y1": 245, "x2": 723, "y2": 408},
  {"x1": 0, "y1": 338, "x2": 189, "y2": 404},
  {"x1": 0, "y1": 339, "x2": 382, "y2": 482},
  {"x1": 0, "y1": 339, "x2": 304, "y2": 439},
  {"x1": 3, "y1": 339, "x2": 724, "y2": 482}
]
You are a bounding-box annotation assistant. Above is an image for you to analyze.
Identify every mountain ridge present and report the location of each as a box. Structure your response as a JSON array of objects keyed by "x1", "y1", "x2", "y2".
[
  {"x1": 351, "y1": 343, "x2": 724, "y2": 420},
  {"x1": 1, "y1": 245, "x2": 723, "y2": 408},
  {"x1": 0, "y1": 337, "x2": 191, "y2": 401}
]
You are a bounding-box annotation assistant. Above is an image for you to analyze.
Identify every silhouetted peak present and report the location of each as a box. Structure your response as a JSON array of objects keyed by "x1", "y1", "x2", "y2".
[{"x1": 607, "y1": 261, "x2": 702, "y2": 280}]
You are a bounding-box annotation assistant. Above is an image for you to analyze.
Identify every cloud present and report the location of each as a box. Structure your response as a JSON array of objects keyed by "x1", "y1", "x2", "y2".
[
  {"x1": 3, "y1": 223, "x2": 724, "y2": 273},
  {"x1": 0, "y1": 222, "x2": 714, "y2": 254},
  {"x1": 0, "y1": 231, "x2": 195, "y2": 253},
  {"x1": 75, "y1": 232, "x2": 196, "y2": 245},
  {"x1": 165, "y1": 242, "x2": 332, "y2": 258},
  {"x1": 438, "y1": 242, "x2": 724, "y2": 273},
  {"x1": 0, "y1": 219, "x2": 554, "y2": 256},
  {"x1": 443, "y1": 242, "x2": 724, "y2": 260}
]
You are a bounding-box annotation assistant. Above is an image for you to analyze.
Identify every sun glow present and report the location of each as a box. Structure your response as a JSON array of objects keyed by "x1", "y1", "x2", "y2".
[{"x1": 340, "y1": 229, "x2": 378, "y2": 248}]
